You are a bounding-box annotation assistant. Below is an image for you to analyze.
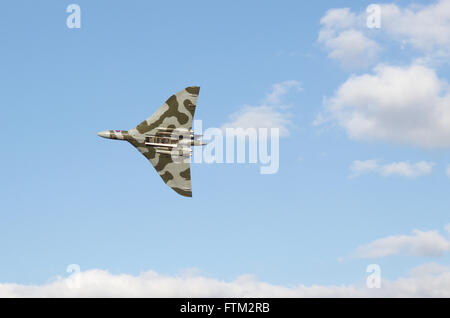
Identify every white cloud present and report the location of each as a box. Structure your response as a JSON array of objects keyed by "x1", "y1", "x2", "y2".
[
  {"x1": 222, "y1": 81, "x2": 301, "y2": 137},
  {"x1": 381, "y1": 1, "x2": 450, "y2": 55},
  {"x1": 1, "y1": 264, "x2": 450, "y2": 297},
  {"x1": 316, "y1": 2, "x2": 450, "y2": 147},
  {"x1": 325, "y1": 30, "x2": 380, "y2": 68},
  {"x1": 379, "y1": 263, "x2": 450, "y2": 298},
  {"x1": 446, "y1": 165, "x2": 450, "y2": 177},
  {"x1": 318, "y1": 9, "x2": 380, "y2": 69},
  {"x1": 316, "y1": 64, "x2": 450, "y2": 148},
  {"x1": 318, "y1": 1, "x2": 450, "y2": 67},
  {"x1": 354, "y1": 226, "x2": 450, "y2": 258},
  {"x1": 349, "y1": 160, "x2": 434, "y2": 178},
  {"x1": 319, "y1": 8, "x2": 358, "y2": 30}
]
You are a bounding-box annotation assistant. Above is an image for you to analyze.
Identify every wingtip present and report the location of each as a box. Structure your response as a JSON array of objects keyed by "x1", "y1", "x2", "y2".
[
  {"x1": 172, "y1": 187, "x2": 193, "y2": 198},
  {"x1": 185, "y1": 86, "x2": 200, "y2": 95}
]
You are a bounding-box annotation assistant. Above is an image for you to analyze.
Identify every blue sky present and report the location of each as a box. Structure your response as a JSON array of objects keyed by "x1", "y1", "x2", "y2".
[{"x1": 1, "y1": 0, "x2": 450, "y2": 296}]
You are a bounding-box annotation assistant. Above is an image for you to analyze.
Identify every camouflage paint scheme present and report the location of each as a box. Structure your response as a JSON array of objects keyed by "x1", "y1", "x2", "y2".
[{"x1": 98, "y1": 86, "x2": 201, "y2": 197}]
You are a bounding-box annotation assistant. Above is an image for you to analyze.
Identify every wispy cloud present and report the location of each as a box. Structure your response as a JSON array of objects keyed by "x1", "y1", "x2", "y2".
[
  {"x1": 263, "y1": 80, "x2": 302, "y2": 105},
  {"x1": 349, "y1": 159, "x2": 434, "y2": 178},
  {"x1": 353, "y1": 225, "x2": 450, "y2": 258},
  {"x1": 222, "y1": 80, "x2": 302, "y2": 137}
]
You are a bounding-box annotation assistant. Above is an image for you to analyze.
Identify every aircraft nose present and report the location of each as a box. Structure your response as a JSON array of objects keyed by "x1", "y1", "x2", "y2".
[{"x1": 97, "y1": 130, "x2": 110, "y2": 138}]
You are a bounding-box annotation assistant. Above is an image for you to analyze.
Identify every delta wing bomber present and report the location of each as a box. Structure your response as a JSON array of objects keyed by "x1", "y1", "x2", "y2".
[{"x1": 98, "y1": 86, "x2": 205, "y2": 197}]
